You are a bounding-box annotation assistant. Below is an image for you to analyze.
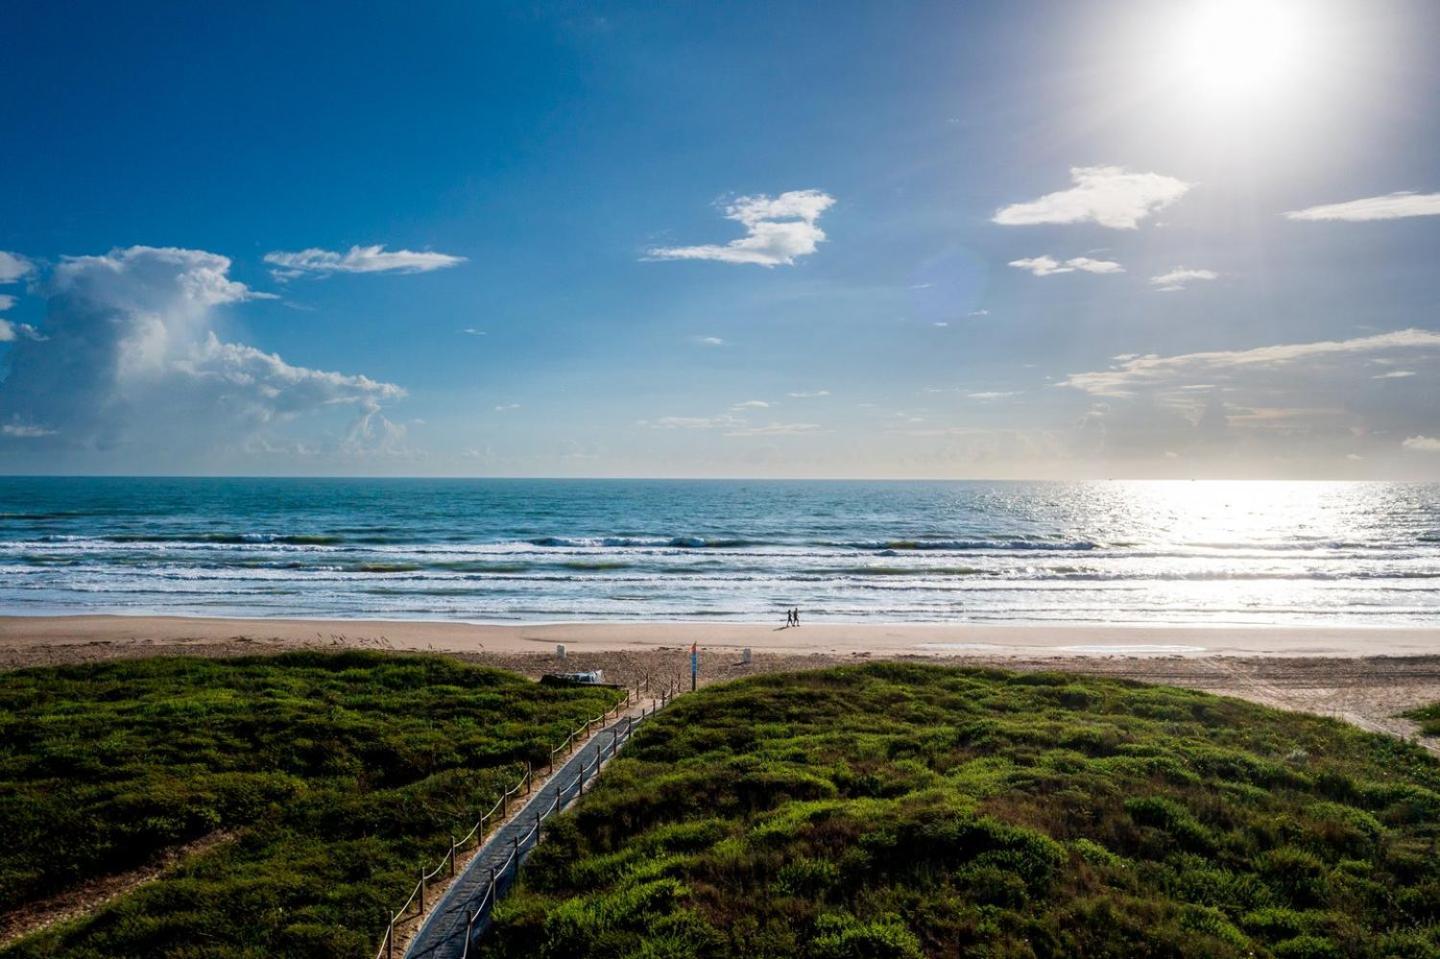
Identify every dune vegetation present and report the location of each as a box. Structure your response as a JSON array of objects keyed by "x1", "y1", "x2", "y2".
[
  {"x1": 1405, "y1": 702, "x2": 1440, "y2": 739},
  {"x1": 484, "y1": 663, "x2": 1440, "y2": 959},
  {"x1": 0, "y1": 651, "x2": 622, "y2": 959}
]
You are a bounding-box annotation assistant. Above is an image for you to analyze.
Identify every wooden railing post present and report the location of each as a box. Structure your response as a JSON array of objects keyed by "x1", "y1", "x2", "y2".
[
  {"x1": 420, "y1": 871, "x2": 426, "y2": 914},
  {"x1": 450, "y1": 835, "x2": 457, "y2": 877}
]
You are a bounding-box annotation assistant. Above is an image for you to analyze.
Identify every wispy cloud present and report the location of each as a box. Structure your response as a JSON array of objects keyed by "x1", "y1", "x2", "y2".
[
  {"x1": 694, "y1": 335, "x2": 726, "y2": 347},
  {"x1": 1062, "y1": 328, "x2": 1440, "y2": 397},
  {"x1": 723, "y1": 422, "x2": 824, "y2": 437},
  {"x1": 1374, "y1": 370, "x2": 1416, "y2": 380},
  {"x1": 462, "y1": 328, "x2": 486, "y2": 336},
  {"x1": 1009, "y1": 255, "x2": 1123, "y2": 277},
  {"x1": 0, "y1": 294, "x2": 16, "y2": 311},
  {"x1": 0, "y1": 320, "x2": 45, "y2": 342},
  {"x1": 1151, "y1": 267, "x2": 1218, "y2": 292},
  {"x1": 1, "y1": 421, "x2": 55, "y2": 438},
  {"x1": 647, "y1": 190, "x2": 835, "y2": 267},
  {"x1": 264, "y1": 244, "x2": 466, "y2": 279},
  {"x1": 1285, "y1": 192, "x2": 1440, "y2": 222},
  {"x1": 787, "y1": 389, "x2": 831, "y2": 398},
  {"x1": 494, "y1": 403, "x2": 521, "y2": 412},
  {"x1": 967, "y1": 391, "x2": 1020, "y2": 401},
  {"x1": 645, "y1": 414, "x2": 743, "y2": 430},
  {"x1": 993, "y1": 166, "x2": 1191, "y2": 229},
  {"x1": 731, "y1": 400, "x2": 771, "y2": 410},
  {"x1": 1403, "y1": 435, "x2": 1440, "y2": 452},
  {"x1": 0, "y1": 252, "x2": 34, "y2": 284}
]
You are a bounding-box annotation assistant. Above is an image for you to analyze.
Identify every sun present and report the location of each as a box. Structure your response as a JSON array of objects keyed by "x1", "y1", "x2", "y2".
[{"x1": 1168, "y1": 0, "x2": 1314, "y2": 104}]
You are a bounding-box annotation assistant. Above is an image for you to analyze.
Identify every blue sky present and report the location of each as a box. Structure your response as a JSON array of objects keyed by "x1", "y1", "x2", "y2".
[{"x1": 2, "y1": 0, "x2": 1438, "y2": 478}]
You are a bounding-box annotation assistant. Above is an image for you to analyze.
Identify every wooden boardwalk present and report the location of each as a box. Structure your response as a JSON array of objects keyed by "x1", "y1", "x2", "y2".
[{"x1": 403, "y1": 708, "x2": 647, "y2": 959}]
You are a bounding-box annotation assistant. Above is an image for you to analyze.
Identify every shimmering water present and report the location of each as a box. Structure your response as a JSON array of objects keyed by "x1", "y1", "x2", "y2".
[{"x1": 1, "y1": 477, "x2": 1437, "y2": 626}]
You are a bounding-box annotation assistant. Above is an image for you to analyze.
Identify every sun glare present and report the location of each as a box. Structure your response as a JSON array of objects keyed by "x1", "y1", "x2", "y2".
[{"x1": 1168, "y1": 0, "x2": 1313, "y2": 104}]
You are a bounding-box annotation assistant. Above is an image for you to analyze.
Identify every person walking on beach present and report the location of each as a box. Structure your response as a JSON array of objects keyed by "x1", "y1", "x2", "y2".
[{"x1": 793, "y1": 607, "x2": 801, "y2": 627}]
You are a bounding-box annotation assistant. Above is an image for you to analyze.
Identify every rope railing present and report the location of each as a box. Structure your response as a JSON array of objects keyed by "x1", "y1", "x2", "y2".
[
  {"x1": 454, "y1": 703, "x2": 667, "y2": 959},
  {"x1": 374, "y1": 686, "x2": 653, "y2": 959}
]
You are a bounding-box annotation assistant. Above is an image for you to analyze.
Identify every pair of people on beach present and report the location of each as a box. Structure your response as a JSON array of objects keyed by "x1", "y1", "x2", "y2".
[{"x1": 785, "y1": 607, "x2": 801, "y2": 627}]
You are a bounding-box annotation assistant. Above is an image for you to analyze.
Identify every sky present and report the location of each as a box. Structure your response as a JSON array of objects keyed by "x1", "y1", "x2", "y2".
[{"x1": 1, "y1": 0, "x2": 1438, "y2": 479}]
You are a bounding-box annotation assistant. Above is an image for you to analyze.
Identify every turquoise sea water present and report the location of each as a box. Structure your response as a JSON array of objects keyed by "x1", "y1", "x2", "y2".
[{"x1": 0, "y1": 477, "x2": 1437, "y2": 626}]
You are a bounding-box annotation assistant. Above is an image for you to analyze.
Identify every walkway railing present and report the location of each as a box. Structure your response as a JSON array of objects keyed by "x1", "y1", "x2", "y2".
[
  {"x1": 374, "y1": 678, "x2": 681, "y2": 959},
  {"x1": 454, "y1": 696, "x2": 671, "y2": 959}
]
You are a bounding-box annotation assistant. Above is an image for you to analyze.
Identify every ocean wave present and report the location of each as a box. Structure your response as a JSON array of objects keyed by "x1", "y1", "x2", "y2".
[
  {"x1": 848, "y1": 539, "x2": 1100, "y2": 552},
  {"x1": 526, "y1": 535, "x2": 758, "y2": 549}
]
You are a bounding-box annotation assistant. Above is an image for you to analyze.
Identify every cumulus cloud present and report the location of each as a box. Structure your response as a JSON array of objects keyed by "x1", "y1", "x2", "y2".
[
  {"x1": 1285, "y1": 192, "x2": 1440, "y2": 222},
  {"x1": 1403, "y1": 436, "x2": 1440, "y2": 452},
  {"x1": 1009, "y1": 255, "x2": 1124, "y2": 277},
  {"x1": 993, "y1": 166, "x2": 1192, "y2": 229},
  {"x1": 0, "y1": 294, "x2": 16, "y2": 311},
  {"x1": 0, "y1": 252, "x2": 34, "y2": 284},
  {"x1": 647, "y1": 190, "x2": 835, "y2": 267},
  {"x1": 1062, "y1": 328, "x2": 1440, "y2": 398},
  {"x1": 263, "y1": 244, "x2": 466, "y2": 278},
  {"x1": 0, "y1": 246, "x2": 404, "y2": 462},
  {"x1": 1151, "y1": 267, "x2": 1218, "y2": 292}
]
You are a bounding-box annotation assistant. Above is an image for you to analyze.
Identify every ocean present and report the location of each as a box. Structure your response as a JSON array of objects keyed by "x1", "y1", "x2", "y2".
[{"x1": 0, "y1": 477, "x2": 1437, "y2": 626}]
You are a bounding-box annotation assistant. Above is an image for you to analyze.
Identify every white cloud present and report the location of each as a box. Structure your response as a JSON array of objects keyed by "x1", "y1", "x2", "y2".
[
  {"x1": 1009, "y1": 255, "x2": 1123, "y2": 277},
  {"x1": 0, "y1": 246, "x2": 404, "y2": 460},
  {"x1": 993, "y1": 166, "x2": 1192, "y2": 229},
  {"x1": 969, "y1": 309, "x2": 990, "y2": 317},
  {"x1": 462, "y1": 328, "x2": 486, "y2": 336},
  {"x1": 787, "y1": 390, "x2": 831, "y2": 398},
  {"x1": 968, "y1": 391, "x2": 1020, "y2": 401},
  {"x1": 0, "y1": 294, "x2": 16, "y2": 311},
  {"x1": 1151, "y1": 267, "x2": 1218, "y2": 292},
  {"x1": 723, "y1": 422, "x2": 825, "y2": 437},
  {"x1": 0, "y1": 252, "x2": 34, "y2": 284},
  {"x1": 1062, "y1": 328, "x2": 1440, "y2": 397},
  {"x1": 731, "y1": 400, "x2": 770, "y2": 410},
  {"x1": 1402, "y1": 436, "x2": 1440, "y2": 452},
  {"x1": 1, "y1": 421, "x2": 55, "y2": 438},
  {"x1": 647, "y1": 190, "x2": 835, "y2": 267},
  {"x1": 0, "y1": 319, "x2": 45, "y2": 342},
  {"x1": 933, "y1": 321, "x2": 949, "y2": 328},
  {"x1": 263, "y1": 244, "x2": 466, "y2": 278},
  {"x1": 1374, "y1": 370, "x2": 1416, "y2": 380},
  {"x1": 1285, "y1": 192, "x2": 1440, "y2": 222},
  {"x1": 495, "y1": 403, "x2": 521, "y2": 412},
  {"x1": 695, "y1": 335, "x2": 726, "y2": 347},
  {"x1": 645, "y1": 414, "x2": 743, "y2": 430}
]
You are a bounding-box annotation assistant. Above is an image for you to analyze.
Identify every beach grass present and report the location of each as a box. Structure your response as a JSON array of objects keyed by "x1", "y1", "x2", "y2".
[
  {"x1": 0, "y1": 651, "x2": 622, "y2": 958},
  {"x1": 483, "y1": 662, "x2": 1440, "y2": 959},
  {"x1": 1405, "y1": 701, "x2": 1440, "y2": 738}
]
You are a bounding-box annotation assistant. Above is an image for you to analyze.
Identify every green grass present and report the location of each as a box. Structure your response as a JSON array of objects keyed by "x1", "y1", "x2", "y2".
[
  {"x1": 1404, "y1": 702, "x2": 1440, "y2": 738},
  {"x1": 0, "y1": 651, "x2": 622, "y2": 959},
  {"x1": 483, "y1": 663, "x2": 1440, "y2": 959}
]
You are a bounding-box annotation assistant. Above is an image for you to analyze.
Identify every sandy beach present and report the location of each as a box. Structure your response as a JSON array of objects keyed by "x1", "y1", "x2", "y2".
[
  {"x1": 3, "y1": 614, "x2": 1439, "y2": 753},
  {"x1": 5, "y1": 614, "x2": 1440, "y2": 660}
]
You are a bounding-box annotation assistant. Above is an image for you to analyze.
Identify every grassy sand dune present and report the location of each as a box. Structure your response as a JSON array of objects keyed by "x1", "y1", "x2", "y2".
[
  {"x1": 0, "y1": 652, "x2": 621, "y2": 958},
  {"x1": 485, "y1": 663, "x2": 1440, "y2": 959}
]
